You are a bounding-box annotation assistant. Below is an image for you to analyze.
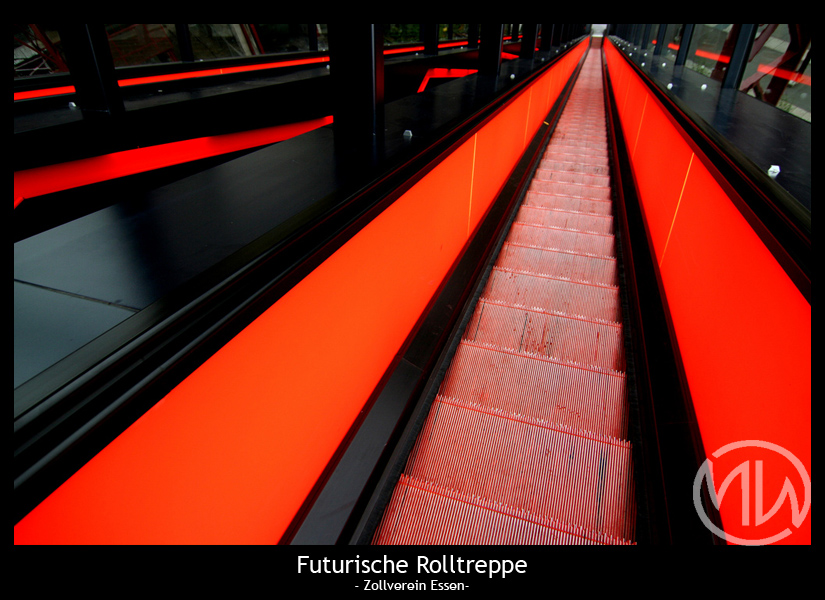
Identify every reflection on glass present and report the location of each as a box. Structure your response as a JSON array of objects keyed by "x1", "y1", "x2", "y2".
[
  {"x1": 13, "y1": 24, "x2": 68, "y2": 78},
  {"x1": 643, "y1": 24, "x2": 660, "y2": 52},
  {"x1": 106, "y1": 24, "x2": 179, "y2": 67},
  {"x1": 686, "y1": 24, "x2": 736, "y2": 81},
  {"x1": 189, "y1": 24, "x2": 259, "y2": 59},
  {"x1": 250, "y1": 24, "x2": 328, "y2": 54},
  {"x1": 741, "y1": 24, "x2": 811, "y2": 122}
]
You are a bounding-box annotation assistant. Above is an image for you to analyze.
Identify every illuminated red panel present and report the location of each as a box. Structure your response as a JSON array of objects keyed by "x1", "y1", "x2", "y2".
[
  {"x1": 470, "y1": 91, "x2": 531, "y2": 233},
  {"x1": 13, "y1": 117, "x2": 333, "y2": 207},
  {"x1": 658, "y1": 160, "x2": 811, "y2": 545},
  {"x1": 630, "y1": 97, "x2": 695, "y2": 263},
  {"x1": 12, "y1": 119, "x2": 477, "y2": 545},
  {"x1": 526, "y1": 76, "x2": 550, "y2": 139},
  {"x1": 619, "y1": 77, "x2": 648, "y2": 155}
]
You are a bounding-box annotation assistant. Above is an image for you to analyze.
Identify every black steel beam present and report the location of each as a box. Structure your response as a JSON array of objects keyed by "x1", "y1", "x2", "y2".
[
  {"x1": 723, "y1": 24, "x2": 757, "y2": 90},
  {"x1": 675, "y1": 24, "x2": 694, "y2": 67},
  {"x1": 175, "y1": 24, "x2": 194, "y2": 62}
]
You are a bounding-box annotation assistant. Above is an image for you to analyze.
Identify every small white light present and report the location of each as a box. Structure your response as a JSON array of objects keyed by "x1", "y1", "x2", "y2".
[
  {"x1": 510, "y1": 74, "x2": 515, "y2": 80},
  {"x1": 667, "y1": 83, "x2": 673, "y2": 90},
  {"x1": 701, "y1": 84, "x2": 707, "y2": 90},
  {"x1": 768, "y1": 165, "x2": 781, "y2": 179}
]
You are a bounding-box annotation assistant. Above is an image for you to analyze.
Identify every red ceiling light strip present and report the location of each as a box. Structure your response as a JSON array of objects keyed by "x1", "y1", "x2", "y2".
[{"x1": 13, "y1": 116, "x2": 333, "y2": 208}]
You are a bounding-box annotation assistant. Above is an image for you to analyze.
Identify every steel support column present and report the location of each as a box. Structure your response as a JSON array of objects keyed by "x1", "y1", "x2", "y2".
[
  {"x1": 520, "y1": 23, "x2": 539, "y2": 59},
  {"x1": 479, "y1": 24, "x2": 504, "y2": 76},
  {"x1": 723, "y1": 24, "x2": 757, "y2": 90},
  {"x1": 421, "y1": 23, "x2": 438, "y2": 55},
  {"x1": 59, "y1": 24, "x2": 124, "y2": 119},
  {"x1": 328, "y1": 24, "x2": 385, "y2": 168}
]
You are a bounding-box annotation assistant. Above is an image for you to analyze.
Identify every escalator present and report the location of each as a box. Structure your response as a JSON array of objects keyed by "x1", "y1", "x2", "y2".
[
  {"x1": 371, "y1": 49, "x2": 637, "y2": 545},
  {"x1": 14, "y1": 31, "x2": 809, "y2": 545}
]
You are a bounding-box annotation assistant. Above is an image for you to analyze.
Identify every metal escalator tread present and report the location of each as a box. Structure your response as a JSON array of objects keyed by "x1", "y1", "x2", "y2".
[{"x1": 372, "y1": 50, "x2": 636, "y2": 545}]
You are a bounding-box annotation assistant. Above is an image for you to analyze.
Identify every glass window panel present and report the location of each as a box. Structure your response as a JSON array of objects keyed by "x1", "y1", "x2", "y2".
[
  {"x1": 439, "y1": 24, "x2": 469, "y2": 41},
  {"x1": 741, "y1": 24, "x2": 811, "y2": 122},
  {"x1": 383, "y1": 24, "x2": 421, "y2": 46},
  {"x1": 105, "y1": 24, "x2": 179, "y2": 68},
  {"x1": 250, "y1": 24, "x2": 326, "y2": 54}
]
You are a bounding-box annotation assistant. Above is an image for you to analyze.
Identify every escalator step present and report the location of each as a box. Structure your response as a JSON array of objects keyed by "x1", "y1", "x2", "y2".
[
  {"x1": 398, "y1": 396, "x2": 634, "y2": 539},
  {"x1": 374, "y1": 474, "x2": 634, "y2": 545},
  {"x1": 465, "y1": 300, "x2": 625, "y2": 371},
  {"x1": 436, "y1": 344, "x2": 628, "y2": 438}
]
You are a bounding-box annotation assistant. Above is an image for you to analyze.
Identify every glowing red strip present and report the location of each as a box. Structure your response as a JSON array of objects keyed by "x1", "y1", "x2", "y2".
[
  {"x1": 13, "y1": 116, "x2": 333, "y2": 208},
  {"x1": 384, "y1": 45, "x2": 426, "y2": 55},
  {"x1": 14, "y1": 85, "x2": 76, "y2": 101},
  {"x1": 117, "y1": 56, "x2": 329, "y2": 87},
  {"x1": 14, "y1": 56, "x2": 330, "y2": 101},
  {"x1": 439, "y1": 40, "x2": 469, "y2": 48}
]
